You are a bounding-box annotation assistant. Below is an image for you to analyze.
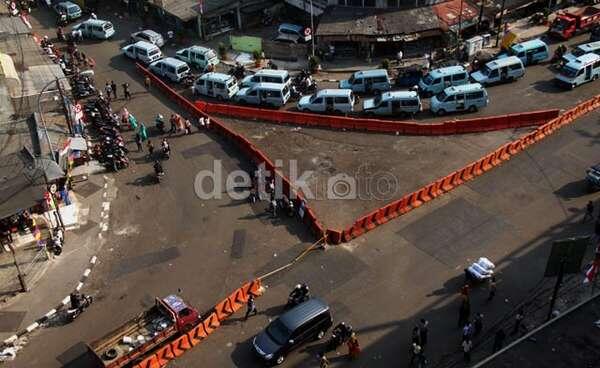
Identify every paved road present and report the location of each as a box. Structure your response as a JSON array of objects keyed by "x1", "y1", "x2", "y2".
[{"x1": 10, "y1": 5, "x2": 600, "y2": 368}]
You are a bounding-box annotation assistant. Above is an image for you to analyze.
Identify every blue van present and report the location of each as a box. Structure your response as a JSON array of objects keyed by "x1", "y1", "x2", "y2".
[
  {"x1": 562, "y1": 41, "x2": 600, "y2": 64},
  {"x1": 339, "y1": 69, "x2": 391, "y2": 94},
  {"x1": 554, "y1": 53, "x2": 600, "y2": 89},
  {"x1": 499, "y1": 39, "x2": 549, "y2": 66},
  {"x1": 430, "y1": 83, "x2": 489, "y2": 116}
]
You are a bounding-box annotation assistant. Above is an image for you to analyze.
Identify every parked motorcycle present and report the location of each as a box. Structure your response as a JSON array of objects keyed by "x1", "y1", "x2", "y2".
[
  {"x1": 228, "y1": 63, "x2": 246, "y2": 80},
  {"x1": 328, "y1": 322, "x2": 354, "y2": 350},
  {"x1": 285, "y1": 284, "x2": 310, "y2": 309},
  {"x1": 47, "y1": 227, "x2": 64, "y2": 256}
]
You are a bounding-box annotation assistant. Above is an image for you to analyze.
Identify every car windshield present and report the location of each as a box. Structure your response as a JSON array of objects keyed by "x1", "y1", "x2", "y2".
[
  {"x1": 266, "y1": 320, "x2": 291, "y2": 345},
  {"x1": 347, "y1": 75, "x2": 355, "y2": 84},
  {"x1": 553, "y1": 19, "x2": 569, "y2": 31},
  {"x1": 436, "y1": 90, "x2": 448, "y2": 101},
  {"x1": 103, "y1": 23, "x2": 113, "y2": 30},
  {"x1": 422, "y1": 74, "x2": 434, "y2": 85},
  {"x1": 67, "y1": 6, "x2": 78, "y2": 13},
  {"x1": 572, "y1": 48, "x2": 586, "y2": 57},
  {"x1": 481, "y1": 66, "x2": 492, "y2": 76},
  {"x1": 206, "y1": 50, "x2": 217, "y2": 60},
  {"x1": 560, "y1": 65, "x2": 578, "y2": 78},
  {"x1": 309, "y1": 94, "x2": 319, "y2": 103},
  {"x1": 149, "y1": 49, "x2": 160, "y2": 57},
  {"x1": 227, "y1": 79, "x2": 236, "y2": 88}
]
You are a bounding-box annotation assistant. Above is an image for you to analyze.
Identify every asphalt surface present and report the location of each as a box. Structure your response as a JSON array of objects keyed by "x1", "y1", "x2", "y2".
[{"x1": 7, "y1": 5, "x2": 600, "y2": 368}]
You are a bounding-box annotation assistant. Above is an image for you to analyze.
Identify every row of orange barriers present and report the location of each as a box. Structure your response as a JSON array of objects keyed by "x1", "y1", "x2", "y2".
[
  {"x1": 194, "y1": 101, "x2": 559, "y2": 136},
  {"x1": 135, "y1": 63, "x2": 326, "y2": 241},
  {"x1": 134, "y1": 280, "x2": 262, "y2": 368},
  {"x1": 332, "y1": 93, "x2": 600, "y2": 244}
]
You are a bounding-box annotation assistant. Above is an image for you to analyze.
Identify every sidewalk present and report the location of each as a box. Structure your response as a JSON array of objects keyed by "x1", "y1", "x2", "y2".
[{"x1": 0, "y1": 173, "x2": 116, "y2": 347}]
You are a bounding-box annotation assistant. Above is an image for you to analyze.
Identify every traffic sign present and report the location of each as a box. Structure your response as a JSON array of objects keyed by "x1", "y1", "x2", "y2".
[
  {"x1": 304, "y1": 27, "x2": 311, "y2": 37},
  {"x1": 74, "y1": 102, "x2": 83, "y2": 120}
]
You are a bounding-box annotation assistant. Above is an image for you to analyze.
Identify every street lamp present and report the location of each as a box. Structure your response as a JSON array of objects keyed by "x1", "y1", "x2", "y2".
[{"x1": 310, "y1": 0, "x2": 315, "y2": 57}]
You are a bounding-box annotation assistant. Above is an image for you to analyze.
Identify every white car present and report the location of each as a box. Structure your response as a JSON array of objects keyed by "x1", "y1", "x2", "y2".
[{"x1": 130, "y1": 29, "x2": 164, "y2": 48}]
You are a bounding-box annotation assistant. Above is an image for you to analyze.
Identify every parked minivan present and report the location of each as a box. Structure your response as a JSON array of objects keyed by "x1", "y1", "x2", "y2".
[
  {"x1": 363, "y1": 91, "x2": 421, "y2": 116},
  {"x1": 500, "y1": 38, "x2": 549, "y2": 66},
  {"x1": 339, "y1": 69, "x2": 391, "y2": 94},
  {"x1": 241, "y1": 69, "x2": 292, "y2": 88},
  {"x1": 71, "y1": 19, "x2": 115, "y2": 40},
  {"x1": 470, "y1": 56, "x2": 525, "y2": 85},
  {"x1": 277, "y1": 23, "x2": 311, "y2": 43},
  {"x1": 122, "y1": 41, "x2": 162, "y2": 65},
  {"x1": 418, "y1": 66, "x2": 469, "y2": 97},
  {"x1": 298, "y1": 89, "x2": 356, "y2": 114},
  {"x1": 555, "y1": 53, "x2": 600, "y2": 89},
  {"x1": 562, "y1": 41, "x2": 600, "y2": 63},
  {"x1": 235, "y1": 83, "x2": 291, "y2": 107},
  {"x1": 430, "y1": 83, "x2": 489, "y2": 115},
  {"x1": 149, "y1": 57, "x2": 191, "y2": 83},
  {"x1": 175, "y1": 45, "x2": 219, "y2": 71},
  {"x1": 193, "y1": 72, "x2": 239, "y2": 100},
  {"x1": 253, "y1": 298, "x2": 332, "y2": 365},
  {"x1": 130, "y1": 29, "x2": 165, "y2": 48},
  {"x1": 53, "y1": 1, "x2": 81, "y2": 20}
]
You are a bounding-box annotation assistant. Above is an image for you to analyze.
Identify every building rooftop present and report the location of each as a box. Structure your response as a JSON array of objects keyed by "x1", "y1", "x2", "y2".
[
  {"x1": 316, "y1": 6, "x2": 441, "y2": 38},
  {"x1": 156, "y1": 0, "x2": 239, "y2": 21},
  {"x1": 432, "y1": 0, "x2": 480, "y2": 31}
]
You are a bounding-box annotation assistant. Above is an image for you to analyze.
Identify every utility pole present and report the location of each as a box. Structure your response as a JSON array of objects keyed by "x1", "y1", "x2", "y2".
[
  {"x1": 456, "y1": 0, "x2": 464, "y2": 59},
  {"x1": 8, "y1": 243, "x2": 27, "y2": 292},
  {"x1": 495, "y1": 0, "x2": 507, "y2": 47},
  {"x1": 310, "y1": 0, "x2": 315, "y2": 57},
  {"x1": 477, "y1": 0, "x2": 486, "y2": 31}
]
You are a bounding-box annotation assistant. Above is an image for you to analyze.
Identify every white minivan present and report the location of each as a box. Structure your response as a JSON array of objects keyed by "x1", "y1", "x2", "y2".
[
  {"x1": 193, "y1": 72, "x2": 239, "y2": 100},
  {"x1": 235, "y1": 83, "x2": 291, "y2": 107},
  {"x1": 175, "y1": 45, "x2": 219, "y2": 71},
  {"x1": 555, "y1": 53, "x2": 600, "y2": 89},
  {"x1": 470, "y1": 56, "x2": 525, "y2": 85},
  {"x1": 430, "y1": 83, "x2": 489, "y2": 116},
  {"x1": 149, "y1": 57, "x2": 190, "y2": 83},
  {"x1": 71, "y1": 19, "x2": 115, "y2": 40},
  {"x1": 297, "y1": 89, "x2": 356, "y2": 114},
  {"x1": 418, "y1": 66, "x2": 469, "y2": 97},
  {"x1": 363, "y1": 91, "x2": 421, "y2": 116},
  {"x1": 241, "y1": 69, "x2": 291, "y2": 88},
  {"x1": 122, "y1": 41, "x2": 162, "y2": 65}
]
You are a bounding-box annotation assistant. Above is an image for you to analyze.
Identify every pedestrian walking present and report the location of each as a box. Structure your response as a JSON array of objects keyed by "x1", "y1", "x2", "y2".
[
  {"x1": 512, "y1": 308, "x2": 524, "y2": 336},
  {"x1": 583, "y1": 200, "x2": 594, "y2": 223},
  {"x1": 147, "y1": 140, "x2": 154, "y2": 158},
  {"x1": 244, "y1": 295, "x2": 257, "y2": 320},
  {"x1": 462, "y1": 321, "x2": 473, "y2": 341},
  {"x1": 169, "y1": 114, "x2": 177, "y2": 135},
  {"x1": 462, "y1": 339, "x2": 472, "y2": 363},
  {"x1": 135, "y1": 133, "x2": 143, "y2": 152},
  {"x1": 104, "y1": 82, "x2": 112, "y2": 102},
  {"x1": 122, "y1": 82, "x2": 131, "y2": 100},
  {"x1": 419, "y1": 318, "x2": 429, "y2": 349},
  {"x1": 411, "y1": 326, "x2": 421, "y2": 345},
  {"x1": 347, "y1": 333, "x2": 360, "y2": 360},
  {"x1": 410, "y1": 342, "x2": 426, "y2": 367},
  {"x1": 492, "y1": 328, "x2": 506, "y2": 352},
  {"x1": 473, "y1": 312, "x2": 483, "y2": 337},
  {"x1": 184, "y1": 119, "x2": 192, "y2": 135},
  {"x1": 110, "y1": 80, "x2": 117, "y2": 99},
  {"x1": 319, "y1": 353, "x2": 329, "y2": 368},
  {"x1": 458, "y1": 298, "x2": 470, "y2": 327},
  {"x1": 144, "y1": 75, "x2": 151, "y2": 90},
  {"x1": 487, "y1": 276, "x2": 497, "y2": 301}
]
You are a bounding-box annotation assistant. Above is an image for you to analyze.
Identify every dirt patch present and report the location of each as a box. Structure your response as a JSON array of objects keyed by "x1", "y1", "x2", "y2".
[{"x1": 218, "y1": 117, "x2": 534, "y2": 229}]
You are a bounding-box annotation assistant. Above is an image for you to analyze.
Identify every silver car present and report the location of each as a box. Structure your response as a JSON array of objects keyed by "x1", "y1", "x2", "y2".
[{"x1": 130, "y1": 29, "x2": 164, "y2": 48}]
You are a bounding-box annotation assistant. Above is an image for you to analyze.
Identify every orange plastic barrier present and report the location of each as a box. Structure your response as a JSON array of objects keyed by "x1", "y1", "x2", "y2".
[
  {"x1": 195, "y1": 101, "x2": 559, "y2": 136},
  {"x1": 133, "y1": 279, "x2": 262, "y2": 368},
  {"x1": 330, "y1": 94, "x2": 600, "y2": 245}
]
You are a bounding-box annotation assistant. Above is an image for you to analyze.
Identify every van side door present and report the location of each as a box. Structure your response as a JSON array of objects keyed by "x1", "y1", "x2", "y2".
[
  {"x1": 455, "y1": 93, "x2": 465, "y2": 111},
  {"x1": 325, "y1": 97, "x2": 334, "y2": 112},
  {"x1": 443, "y1": 74, "x2": 452, "y2": 88},
  {"x1": 451, "y1": 72, "x2": 467, "y2": 86}
]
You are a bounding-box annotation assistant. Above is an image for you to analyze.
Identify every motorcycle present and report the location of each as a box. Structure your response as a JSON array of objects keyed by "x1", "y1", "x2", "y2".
[
  {"x1": 66, "y1": 292, "x2": 93, "y2": 322},
  {"x1": 181, "y1": 73, "x2": 196, "y2": 87},
  {"x1": 328, "y1": 322, "x2": 353, "y2": 350},
  {"x1": 47, "y1": 227, "x2": 64, "y2": 256},
  {"x1": 285, "y1": 284, "x2": 310, "y2": 309},
  {"x1": 153, "y1": 161, "x2": 165, "y2": 183},
  {"x1": 551, "y1": 45, "x2": 567, "y2": 70},
  {"x1": 155, "y1": 114, "x2": 166, "y2": 134},
  {"x1": 228, "y1": 64, "x2": 246, "y2": 80}
]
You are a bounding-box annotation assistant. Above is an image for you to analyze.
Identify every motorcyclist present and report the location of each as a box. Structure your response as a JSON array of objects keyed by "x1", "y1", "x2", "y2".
[
  {"x1": 57, "y1": 26, "x2": 65, "y2": 42},
  {"x1": 161, "y1": 138, "x2": 170, "y2": 158},
  {"x1": 69, "y1": 292, "x2": 84, "y2": 310},
  {"x1": 553, "y1": 44, "x2": 567, "y2": 63},
  {"x1": 332, "y1": 322, "x2": 353, "y2": 343},
  {"x1": 153, "y1": 160, "x2": 164, "y2": 176},
  {"x1": 155, "y1": 114, "x2": 165, "y2": 133}
]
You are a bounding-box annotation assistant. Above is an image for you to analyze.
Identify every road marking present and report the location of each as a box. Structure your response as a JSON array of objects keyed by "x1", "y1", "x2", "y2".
[
  {"x1": 104, "y1": 183, "x2": 108, "y2": 189},
  {"x1": 102, "y1": 202, "x2": 110, "y2": 211},
  {"x1": 3, "y1": 335, "x2": 18, "y2": 344},
  {"x1": 45, "y1": 309, "x2": 56, "y2": 318},
  {"x1": 102, "y1": 192, "x2": 107, "y2": 198},
  {"x1": 90, "y1": 256, "x2": 97, "y2": 264},
  {"x1": 98, "y1": 232, "x2": 103, "y2": 239},
  {"x1": 83, "y1": 268, "x2": 91, "y2": 277},
  {"x1": 25, "y1": 323, "x2": 39, "y2": 332},
  {"x1": 75, "y1": 282, "x2": 84, "y2": 291},
  {"x1": 101, "y1": 223, "x2": 108, "y2": 232},
  {"x1": 103, "y1": 175, "x2": 108, "y2": 180},
  {"x1": 62, "y1": 296, "x2": 70, "y2": 305}
]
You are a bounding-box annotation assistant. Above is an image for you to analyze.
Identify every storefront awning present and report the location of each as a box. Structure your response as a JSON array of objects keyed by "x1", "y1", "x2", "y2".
[{"x1": 0, "y1": 175, "x2": 46, "y2": 220}]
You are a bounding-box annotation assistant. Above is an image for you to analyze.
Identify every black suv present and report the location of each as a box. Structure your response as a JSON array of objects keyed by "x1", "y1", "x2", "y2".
[{"x1": 253, "y1": 298, "x2": 333, "y2": 365}]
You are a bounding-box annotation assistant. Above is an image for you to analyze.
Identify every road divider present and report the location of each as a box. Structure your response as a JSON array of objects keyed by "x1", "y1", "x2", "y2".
[
  {"x1": 335, "y1": 93, "x2": 600, "y2": 244},
  {"x1": 194, "y1": 101, "x2": 559, "y2": 136},
  {"x1": 134, "y1": 280, "x2": 263, "y2": 368}
]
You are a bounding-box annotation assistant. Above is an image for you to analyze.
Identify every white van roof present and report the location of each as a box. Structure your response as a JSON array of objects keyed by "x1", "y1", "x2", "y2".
[
  {"x1": 252, "y1": 82, "x2": 288, "y2": 90},
  {"x1": 445, "y1": 83, "x2": 485, "y2": 94},
  {"x1": 382, "y1": 91, "x2": 418, "y2": 99},
  {"x1": 567, "y1": 53, "x2": 600, "y2": 68},
  {"x1": 200, "y1": 72, "x2": 234, "y2": 82},
  {"x1": 254, "y1": 69, "x2": 289, "y2": 77},
  {"x1": 131, "y1": 40, "x2": 158, "y2": 50},
  {"x1": 316, "y1": 89, "x2": 353, "y2": 97},
  {"x1": 485, "y1": 56, "x2": 523, "y2": 68}
]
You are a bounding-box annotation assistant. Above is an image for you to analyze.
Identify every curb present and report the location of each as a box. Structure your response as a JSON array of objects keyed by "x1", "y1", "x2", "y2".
[
  {"x1": 314, "y1": 78, "x2": 339, "y2": 83},
  {"x1": 1, "y1": 255, "x2": 98, "y2": 348}
]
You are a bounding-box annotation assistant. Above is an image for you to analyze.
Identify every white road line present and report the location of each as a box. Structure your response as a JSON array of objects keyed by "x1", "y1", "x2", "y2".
[
  {"x1": 90, "y1": 256, "x2": 97, "y2": 264},
  {"x1": 100, "y1": 211, "x2": 105, "y2": 218},
  {"x1": 102, "y1": 192, "x2": 107, "y2": 198},
  {"x1": 45, "y1": 309, "x2": 56, "y2": 318},
  {"x1": 98, "y1": 232, "x2": 103, "y2": 239},
  {"x1": 25, "y1": 322, "x2": 39, "y2": 332},
  {"x1": 104, "y1": 183, "x2": 108, "y2": 189},
  {"x1": 75, "y1": 282, "x2": 84, "y2": 291},
  {"x1": 103, "y1": 175, "x2": 108, "y2": 180},
  {"x1": 3, "y1": 335, "x2": 18, "y2": 344},
  {"x1": 83, "y1": 268, "x2": 91, "y2": 277},
  {"x1": 102, "y1": 202, "x2": 110, "y2": 211},
  {"x1": 62, "y1": 296, "x2": 70, "y2": 305},
  {"x1": 101, "y1": 223, "x2": 108, "y2": 232}
]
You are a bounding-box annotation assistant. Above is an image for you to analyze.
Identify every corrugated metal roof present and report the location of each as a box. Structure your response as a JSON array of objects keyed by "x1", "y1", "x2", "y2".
[
  {"x1": 316, "y1": 6, "x2": 441, "y2": 37},
  {"x1": 433, "y1": 0, "x2": 479, "y2": 29},
  {"x1": 153, "y1": 0, "x2": 239, "y2": 21}
]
